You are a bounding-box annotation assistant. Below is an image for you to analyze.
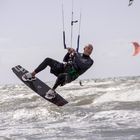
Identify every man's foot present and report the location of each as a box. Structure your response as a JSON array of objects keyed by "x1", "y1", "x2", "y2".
[
  {"x1": 22, "y1": 72, "x2": 36, "y2": 81},
  {"x1": 45, "y1": 89, "x2": 56, "y2": 99}
]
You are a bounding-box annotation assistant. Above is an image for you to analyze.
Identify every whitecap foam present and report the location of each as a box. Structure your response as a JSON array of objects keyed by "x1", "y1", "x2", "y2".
[
  {"x1": 94, "y1": 89, "x2": 140, "y2": 104},
  {"x1": 92, "y1": 110, "x2": 140, "y2": 129}
]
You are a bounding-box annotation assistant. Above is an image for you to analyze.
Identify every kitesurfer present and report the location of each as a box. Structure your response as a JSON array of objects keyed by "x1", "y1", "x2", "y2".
[{"x1": 22, "y1": 44, "x2": 94, "y2": 99}]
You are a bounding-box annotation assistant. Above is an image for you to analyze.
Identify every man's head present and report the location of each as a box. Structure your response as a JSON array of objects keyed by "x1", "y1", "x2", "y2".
[{"x1": 83, "y1": 44, "x2": 93, "y2": 56}]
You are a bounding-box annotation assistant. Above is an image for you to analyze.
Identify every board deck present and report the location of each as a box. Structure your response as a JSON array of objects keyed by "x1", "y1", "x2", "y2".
[{"x1": 12, "y1": 65, "x2": 68, "y2": 106}]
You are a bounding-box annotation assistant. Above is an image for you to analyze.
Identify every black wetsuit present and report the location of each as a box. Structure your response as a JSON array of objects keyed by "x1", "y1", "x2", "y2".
[{"x1": 34, "y1": 52, "x2": 93, "y2": 90}]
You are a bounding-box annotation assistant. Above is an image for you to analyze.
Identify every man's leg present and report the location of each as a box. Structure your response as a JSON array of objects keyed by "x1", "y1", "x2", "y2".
[
  {"x1": 45, "y1": 73, "x2": 67, "y2": 99},
  {"x1": 32, "y1": 58, "x2": 57, "y2": 76},
  {"x1": 22, "y1": 58, "x2": 62, "y2": 81},
  {"x1": 52, "y1": 73, "x2": 68, "y2": 90},
  {"x1": 45, "y1": 73, "x2": 73, "y2": 99}
]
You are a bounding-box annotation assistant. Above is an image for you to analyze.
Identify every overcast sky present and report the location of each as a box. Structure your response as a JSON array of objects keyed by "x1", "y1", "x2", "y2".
[{"x1": 0, "y1": 0, "x2": 140, "y2": 84}]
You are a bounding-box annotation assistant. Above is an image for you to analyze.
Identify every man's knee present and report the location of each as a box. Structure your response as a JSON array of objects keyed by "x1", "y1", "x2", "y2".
[{"x1": 44, "y1": 57, "x2": 52, "y2": 63}]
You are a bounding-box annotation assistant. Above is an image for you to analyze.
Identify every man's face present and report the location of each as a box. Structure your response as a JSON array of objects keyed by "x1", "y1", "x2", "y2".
[{"x1": 83, "y1": 45, "x2": 93, "y2": 56}]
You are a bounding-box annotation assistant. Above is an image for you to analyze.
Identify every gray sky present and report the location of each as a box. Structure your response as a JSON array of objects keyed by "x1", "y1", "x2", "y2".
[{"x1": 0, "y1": 0, "x2": 140, "y2": 84}]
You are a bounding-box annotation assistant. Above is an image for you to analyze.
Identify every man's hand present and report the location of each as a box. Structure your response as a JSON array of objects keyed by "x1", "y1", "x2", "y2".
[{"x1": 67, "y1": 47, "x2": 76, "y2": 54}]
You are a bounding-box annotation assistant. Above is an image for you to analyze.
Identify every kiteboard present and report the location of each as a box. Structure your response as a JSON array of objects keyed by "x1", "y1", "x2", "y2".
[{"x1": 12, "y1": 65, "x2": 68, "y2": 106}]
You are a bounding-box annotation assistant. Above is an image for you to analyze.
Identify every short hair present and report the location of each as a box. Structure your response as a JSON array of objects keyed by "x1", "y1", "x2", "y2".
[{"x1": 88, "y1": 44, "x2": 93, "y2": 49}]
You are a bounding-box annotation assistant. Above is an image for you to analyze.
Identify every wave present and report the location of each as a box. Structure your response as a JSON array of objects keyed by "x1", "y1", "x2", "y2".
[{"x1": 1, "y1": 76, "x2": 140, "y2": 139}]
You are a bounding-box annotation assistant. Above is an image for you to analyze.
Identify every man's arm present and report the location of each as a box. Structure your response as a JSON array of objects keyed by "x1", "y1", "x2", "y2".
[{"x1": 63, "y1": 48, "x2": 76, "y2": 62}]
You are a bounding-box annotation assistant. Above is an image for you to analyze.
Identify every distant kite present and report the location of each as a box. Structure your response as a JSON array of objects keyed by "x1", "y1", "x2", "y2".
[
  {"x1": 132, "y1": 42, "x2": 140, "y2": 56},
  {"x1": 128, "y1": 0, "x2": 134, "y2": 6}
]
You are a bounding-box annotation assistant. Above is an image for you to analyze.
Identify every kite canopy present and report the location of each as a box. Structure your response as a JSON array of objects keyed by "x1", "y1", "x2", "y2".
[
  {"x1": 132, "y1": 42, "x2": 140, "y2": 56},
  {"x1": 128, "y1": 0, "x2": 134, "y2": 6}
]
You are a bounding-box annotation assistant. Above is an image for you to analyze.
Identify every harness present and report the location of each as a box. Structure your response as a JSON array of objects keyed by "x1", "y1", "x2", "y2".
[
  {"x1": 68, "y1": 66, "x2": 78, "y2": 77},
  {"x1": 64, "y1": 63, "x2": 79, "y2": 79}
]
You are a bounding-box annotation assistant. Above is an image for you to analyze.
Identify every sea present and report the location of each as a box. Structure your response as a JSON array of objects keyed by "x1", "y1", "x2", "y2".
[{"x1": 0, "y1": 76, "x2": 140, "y2": 140}]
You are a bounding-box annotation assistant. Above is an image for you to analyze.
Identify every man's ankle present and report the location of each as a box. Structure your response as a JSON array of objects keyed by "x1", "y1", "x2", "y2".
[{"x1": 32, "y1": 71, "x2": 36, "y2": 77}]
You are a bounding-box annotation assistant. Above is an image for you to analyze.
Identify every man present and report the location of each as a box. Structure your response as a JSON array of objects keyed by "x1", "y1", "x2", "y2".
[{"x1": 22, "y1": 44, "x2": 94, "y2": 99}]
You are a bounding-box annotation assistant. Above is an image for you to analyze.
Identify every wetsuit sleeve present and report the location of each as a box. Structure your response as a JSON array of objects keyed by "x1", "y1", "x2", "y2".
[{"x1": 63, "y1": 53, "x2": 71, "y2": 62}]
